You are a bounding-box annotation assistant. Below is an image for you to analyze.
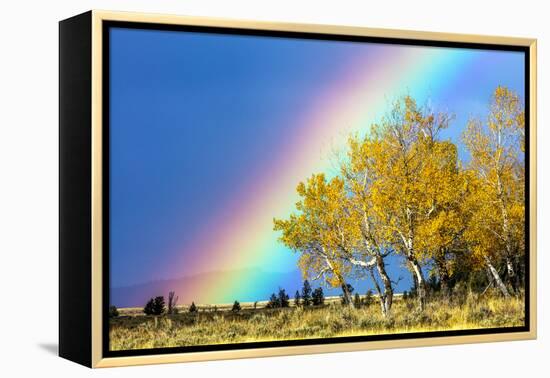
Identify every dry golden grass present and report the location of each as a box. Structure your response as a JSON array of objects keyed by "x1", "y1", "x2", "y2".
[{"x1": 109, "y1": 293, "x2": 524, "y2": 351}]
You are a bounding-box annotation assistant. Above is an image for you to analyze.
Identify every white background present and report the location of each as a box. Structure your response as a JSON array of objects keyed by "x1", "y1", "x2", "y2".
[{"x1": 0, "y1": 0, "x2": 547, "y2": 376}]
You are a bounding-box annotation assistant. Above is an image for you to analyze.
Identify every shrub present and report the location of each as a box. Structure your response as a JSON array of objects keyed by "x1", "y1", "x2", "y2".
[
  {"x1": 250, "y1": 312, "x2": 267, "y2": 324},
  {"x1": 144, "y1": 298, "x2": 155, "y2": 315},
  {"x1": 359, "y1": 316, "x2": 379, "y2": 329},
  {"x1": 342, "y1": 308, "x2": 359, "y2": 325},
  {"x1": 468, "y1": 305, "x2": 493, "y2": 322},
  {"x1": 330, "y1": 318, "x2": 345, "y2": 333},
  {"x1": 189, "y1": 301, "x2": 198, "y2": 313},
  {"x1": 312, "y1": 287, "x2": 325, "y2": 306},
  {"x1": 109, "y1": 305, "x2": 119, "y2": 318},
  {"x1": 232, "y1": 300, "x2": 241, "y2": 312}
]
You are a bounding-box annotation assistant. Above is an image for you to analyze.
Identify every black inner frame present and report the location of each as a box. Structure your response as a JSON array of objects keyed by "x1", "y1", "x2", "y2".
[{"x1": 102, "y1": 20, "x2": 531, "y2": 358}]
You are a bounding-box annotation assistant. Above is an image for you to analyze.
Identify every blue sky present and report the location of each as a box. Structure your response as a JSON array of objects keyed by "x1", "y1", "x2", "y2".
[{"x1": 108, "y1": 26, "x2": 524, "y2": 301}]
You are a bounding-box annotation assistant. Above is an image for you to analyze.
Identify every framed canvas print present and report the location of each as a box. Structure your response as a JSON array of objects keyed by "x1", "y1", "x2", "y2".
[{"x1": 59, "y1": 10, "x2": 537, "y2": 368}]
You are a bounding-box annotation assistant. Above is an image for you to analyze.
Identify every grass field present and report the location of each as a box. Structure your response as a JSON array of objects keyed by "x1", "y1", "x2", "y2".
[{"x1": 109, "y1": 292, "x2": 524, "y2": 351}]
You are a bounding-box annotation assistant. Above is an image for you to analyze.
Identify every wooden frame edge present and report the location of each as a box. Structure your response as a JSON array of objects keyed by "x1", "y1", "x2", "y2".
[
  {"x1": 94, "y1": 331, "x2": 535, "y2": 368},
  {"x1": 91, "y1": 10, "x2": 103, "y2": 368},
  {"x1": 89, "y1": 10, "x2": 537, "y2": 368},
  {"x1": 528, "y1": 39, "x2": 537, "y2": 340},
  {"x1": 92, "y1": 9, "x2": 536, "y2": 46}
]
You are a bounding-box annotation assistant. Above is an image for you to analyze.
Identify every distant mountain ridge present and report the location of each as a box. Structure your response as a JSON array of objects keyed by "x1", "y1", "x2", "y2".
[
  {"x1": 111, "y1": 267, "x2": 406, "y2": 308},
  {"x1": 110, "y1": 268, "x2": 303, "y2": 308}
]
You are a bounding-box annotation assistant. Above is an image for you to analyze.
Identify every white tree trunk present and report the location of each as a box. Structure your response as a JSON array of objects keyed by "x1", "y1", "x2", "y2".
[
  {"x1": 376, "y1": 255, "x2": 393, "y2": 316},
  {"x1": 341, "y1": 282, "x2": 354, "y2": 308},
  {"x1": 505, "y1": 256, "x2": 517, "y2": 292},
  {"x1": 400, "y1": 232, "x2": 426, "y2": 311},
  {"x1": 497, "y1": 172, "x2": 517, "y2": 291},
  {"x1": 409, "y1": 256, "x2": 426, "y2": 311},
  {"x1": 484, "y1": 255, "x2": 510, "y2": 298}
]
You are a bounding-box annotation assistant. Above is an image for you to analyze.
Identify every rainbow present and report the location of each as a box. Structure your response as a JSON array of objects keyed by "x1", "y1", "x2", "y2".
[{"x1": 171, "y1": 44, "x2": 476, "y2": 304}]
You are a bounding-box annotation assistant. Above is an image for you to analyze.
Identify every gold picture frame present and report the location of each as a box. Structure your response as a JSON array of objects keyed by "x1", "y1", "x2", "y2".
[{"x1": 59, "y1": 10, "x2": 537, "y2": 368}]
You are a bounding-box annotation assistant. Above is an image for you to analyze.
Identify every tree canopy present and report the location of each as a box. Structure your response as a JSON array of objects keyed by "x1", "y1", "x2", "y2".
[{"x1": 274, "y1": 87, "x2": 526, "y2": 314}]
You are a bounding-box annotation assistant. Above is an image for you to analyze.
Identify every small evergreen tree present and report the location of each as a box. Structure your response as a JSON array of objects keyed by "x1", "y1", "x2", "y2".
[
  {"x1": 312, "y1": 287, "x2": 325, "y2": 306},
  {"x1": 144, "y1": 298, "x2": 155, "y2": 315},
  {"x1": 301, "y1": 280, "x2": 312, "y2": 306},
  {"x1": 109, "y1": 305, "x2": 119, "y2": 318},
  {"x1": 278, "y1": 288, "x2": 290, "y2": 308},
  {"x1": 294, "y1": 290, "x2": 301, "y2": 307},
  {"x1": 152, "y1": 296, "x2": 165, "y2": 315},
  {"x1": 402, "y1": 290, "x2": 409, "y2": 300},
  {"x1": 353, "y1": 293, "x2": 362, "y2": 308},
  {"x1": 267, "y1": 293, "x2": 279, "y2": 309},
  {"x1": 189, "y1": 301, "x2": 198, "y2": 313},
  {"x1": 232, "y1": 300, "x2": 241, "y2": 312}
]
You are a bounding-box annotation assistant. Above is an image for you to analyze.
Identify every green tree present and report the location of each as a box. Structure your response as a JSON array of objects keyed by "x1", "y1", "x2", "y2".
[
  {"x1": 294, "y1": 290, "x2": 301, "y2": 307},
  {"x1": 152, "y1": 296, "x2": 165, "y2": 315},
  {"x1": 143, "y1": 298, "x2": 155, "y2": 315},
  {"x1": 189, "y1": 301, "x2": 198, "y2": 313},
  {"x1": 312, "y1": 287, "x2": 325, "y2": 306},
  {"x1": 266, "y1": 293, "x2": 279, "y2": 309},
  {"x1": 232, "y1": 300, "x2": 241, "y2": 312},
  {"x1": 109, "y1": 305, "x2": 119, "y2": 318},
  {"x1": 301, "y1": 280, "x2": 312, "y2": 306},
  {"x1": 278, "y1": 288, "x2": 290, "y2": 308}
]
